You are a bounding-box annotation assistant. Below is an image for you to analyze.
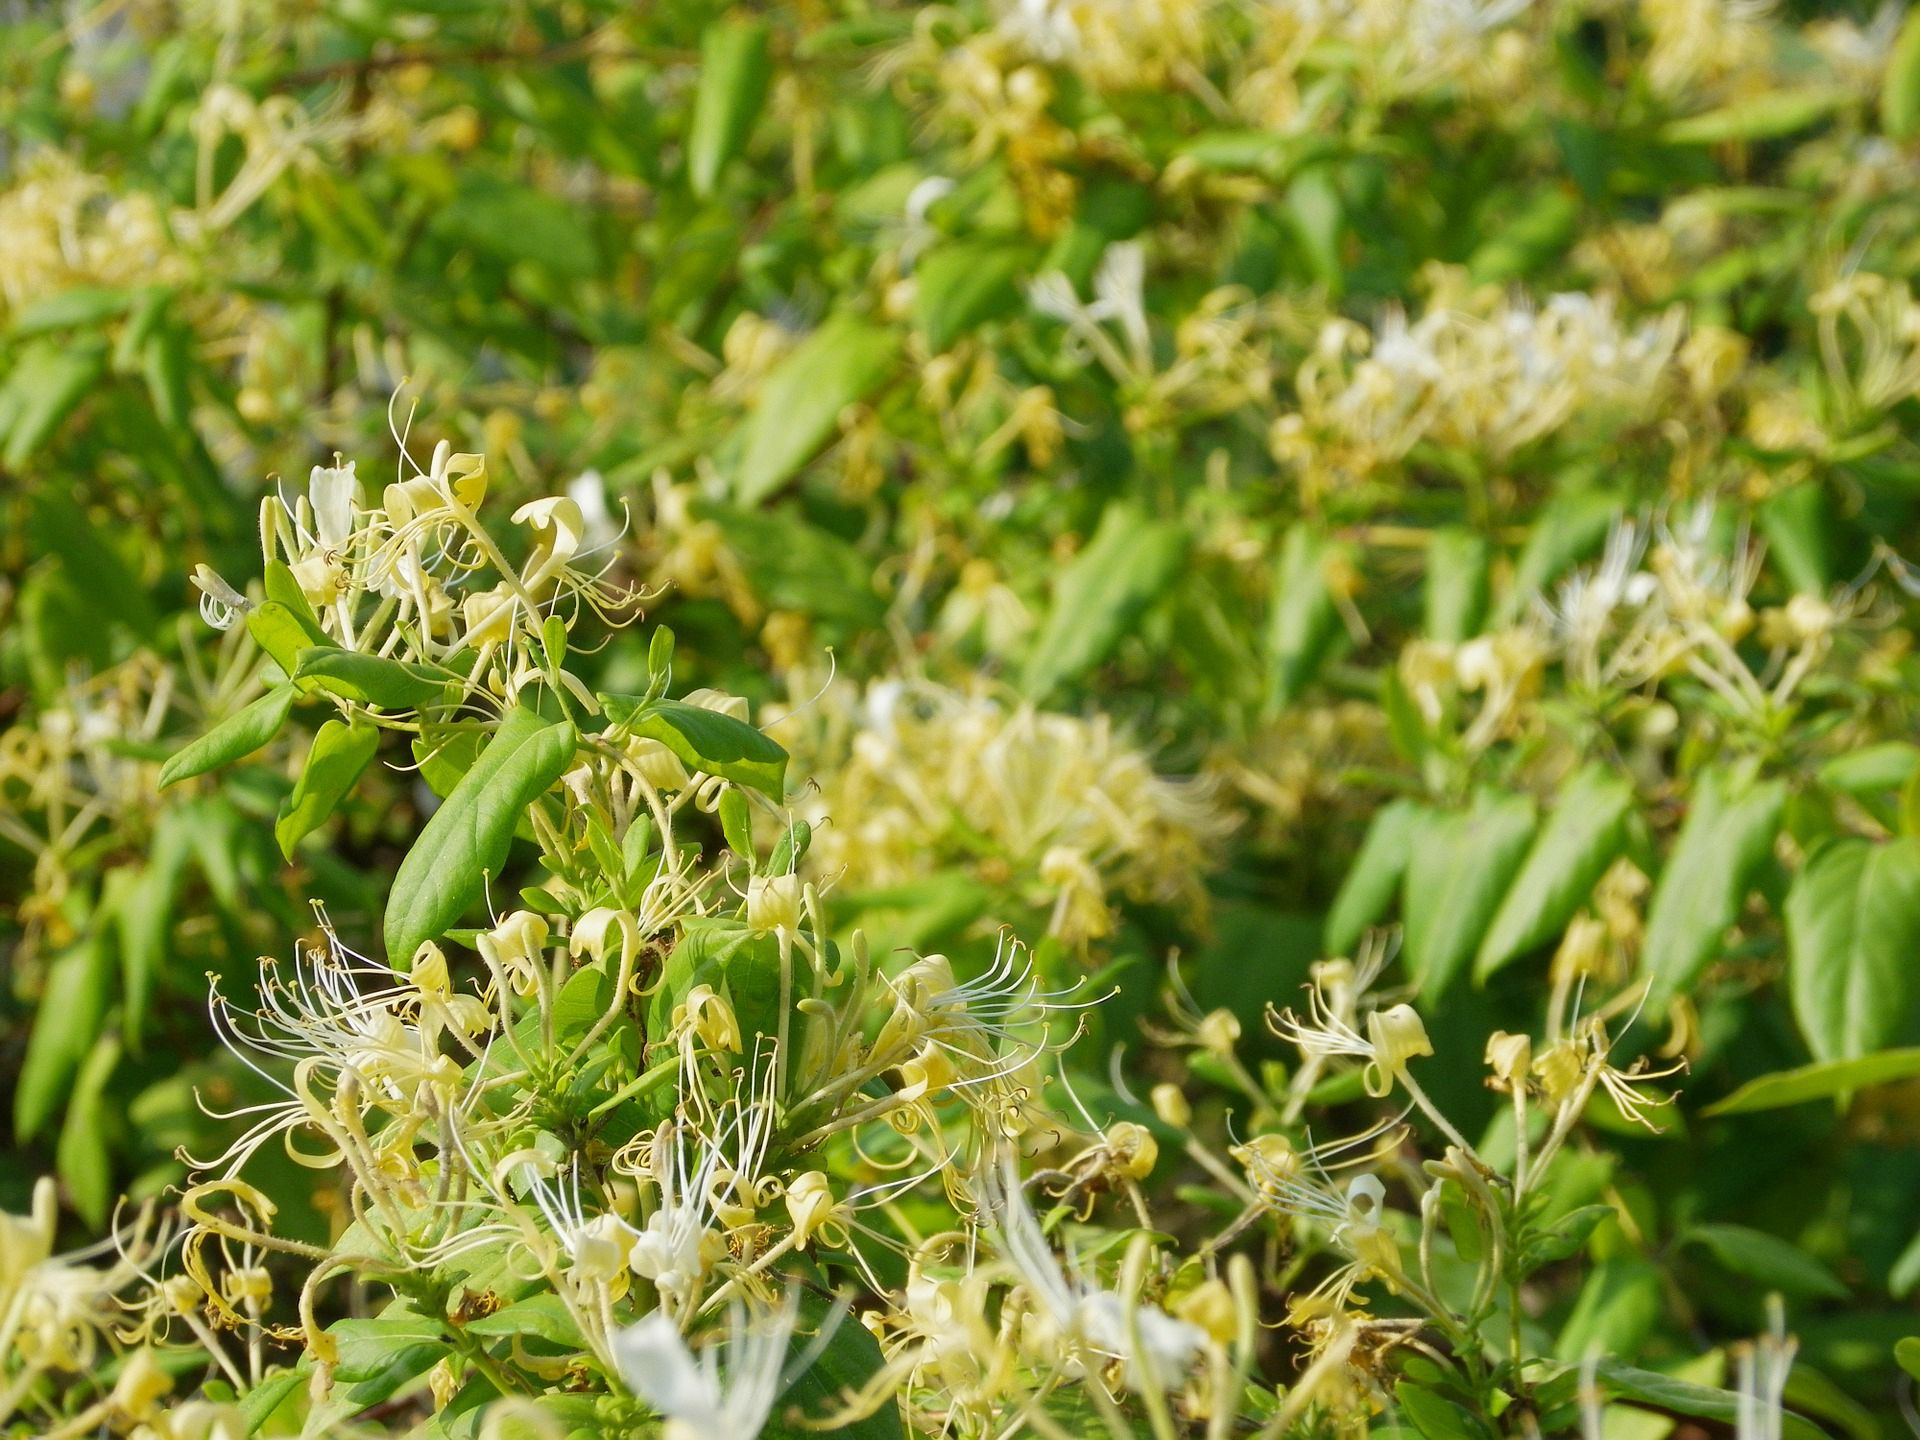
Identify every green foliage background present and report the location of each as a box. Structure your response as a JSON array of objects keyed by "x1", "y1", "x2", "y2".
[{"x1": 5, "y1": 0, "x2": 1920, "y2": 1433}]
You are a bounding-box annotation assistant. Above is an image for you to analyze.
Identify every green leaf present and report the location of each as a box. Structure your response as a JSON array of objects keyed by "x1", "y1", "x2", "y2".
[
  {"x1": 771, "y1": 1292, "x2": 904, "y2": 1440},
  {"x1": 1, "y1": 339, "x2": 108, "y2": 467},
  {"x1": 1885, "y1": 7, "x2": 1920, "y2": 139},
  {"x1": 1642, "y1": 770, "x2": 1786, "y2": 1009},
  {"x1": 463, "y1": 1293, "x2": 585, "y2": 1349},
  {"x1": 1403, "y1": 795, "x2": 1538, "y2": 1001},
  {"x1": 158, "y1": 686, "x2": 296, "y2": 788},
  {"x1": 294, "y1": 646, "x2": 451, "y2": 710},
  {"x1": 1686, "y1": 1223, "x2": 1848, "y2": 1300},
  {"x1": 262, "y1": 561, "x2": 331, "y2": 640},
  {"x1": 56, "y1": 1032, "x2": 121, "y2": 1227},
  {"x1": 1557, "y1": 1260, "x2": 1663, "y2": 1363},
  {"x1": 1394, "y1": 1382, "x2": 1491, "y2": 1440},
  {"x1": 14, "y1": 936, "x2": 113, "y2": 1143},
  {"x1": 384, "y1": 707, "x2": 578, "y2": 966},
  {"x1": 1787, "y1": 837, "x2": 1920, "y2": 1062},
  {"x1": 916, "y1": 240, "x2": 1032, "y2": 352},
  {"x1": 1661, "y1": 89, "x2": 1845, "y2": 144},
  {"x1": 599, "y1": 697, "x2": 788, "y2": 799},
  {"x1": 688, "y1": 20, "x2": 772, "y2": 197},
  {"x1": 1595, "y1": 1361, "x2": 1823, "y2": 1440},
  {"x1": 1758, "y1": 484, "x2": 1831, "y2": 595},
  {"x1": 1266, "y1": 523, "x2": 1343, "y2": 710},
  {"x1": 247, "y1": 601, "x2": 325, "y2": 673},
  {"x1": 1818, "y1": 743, "x2": 1920, "y2": 797},
  {"x1": 735, "y1": 313, "x2": 899, "y2": 505},
  {"x1": 438, "y1": 174, "x2": 599, "y2": 278},
  {"x1": 9, "y1": 285, "x2": 137, "y2": 335},
  {"x1": 1896, "y1": 1337, "x2": 1920, "y2": 1383},
  {"x1": 1476, "y1": 766, "x2": 1634, "y2": 981},
  {"x1": 328, "y1": 1310, "x2": 450, "y2": 1407},
  {"x1": 1425, "y1": 528, "x2": 1490, "y2": 644},
  {"x1": 1021, "y1": 501, "x2": 1186, "y2": 699},
  {"x1": 276, "y1": 719, "x2": 381, "y2": 860},
  {"x1": 1325, "y1": 799, "x2": 1421, "y2": 956},
  {"x1": 1704, "y1": 1048, "x2": 1920, "y2": 1115}
]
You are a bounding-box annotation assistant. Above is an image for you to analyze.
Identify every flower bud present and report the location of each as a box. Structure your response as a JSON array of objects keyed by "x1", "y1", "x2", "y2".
[
  {"x1": 1173, "y1": 1279, "x2": 1236, "y2": 1348},
  {"x1": 1196, "y1": 1008, "x2": 1242, "y2": 1057},
  {"x1": 1150, "y1": 1082, "x2": 1190, "y2": 1129},
  {"x1": 112, "y1": 1347, "x2": 173, "y2": 1421}
]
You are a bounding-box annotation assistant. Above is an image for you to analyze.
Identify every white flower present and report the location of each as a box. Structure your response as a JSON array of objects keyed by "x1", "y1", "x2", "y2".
[
  {"x1": 979, "y1": 1151, "x2": 1205, "y2": 1391},
  {"x1": 611, "y1": 1292, "x2": 804, "y2": 1440}
]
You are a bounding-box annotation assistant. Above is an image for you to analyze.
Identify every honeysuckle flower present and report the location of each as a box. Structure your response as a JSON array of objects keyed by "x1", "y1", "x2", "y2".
[
  {"x1": 478, "y1": 910, "x2": 551, "y2": 997},
  {"x1": 190, "y1": 565, "x2": 249, "y2": 631},
  {"x1": 746, "y1": 872, "x2": 802, "y2": 936},
  {"x1": 610, "y1": 1291, "x2": 804, "y2": 1440},
  {"x1": 979, "y1": 1152, "x2": 1205, "y2": 1392}
]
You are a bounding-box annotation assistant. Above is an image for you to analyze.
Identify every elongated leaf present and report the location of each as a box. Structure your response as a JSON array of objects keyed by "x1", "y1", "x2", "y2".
[
  {"x1": 1266, "y1": 523, "x2": 1342, "y2": 710},
  {"x1": 1404, "y1": 795, "x2": 1537, "y2": 1001},
  {"x1": 56, "y1": 1032, "x2": 122, "y2": 1227},
  {"x1": 1477, "y1": 767, "x2": 1634, "y2": 981},
  {"x1": 1325, "y1": 799, "x2": 1421, "y2": 956},
  {"x1": 1885, "y1": 6, "x2": 1920, "y2": 138},
  {"x1": 1686, "y1": 1223, "x2": 1848, "y2": 1300},
  {"x1": 384, "y1": 707, "x2": 578, "y2": 965},
  {"x1": 916, "y1": 240, "x2": 1032, "y2": 352},
  {"x1": 159, "y1": 685, "x2": 295, "y2": 788},
  {"x1": 2, "y1": 339, "x2": 108, "y2": 467},
  {"x1": 1394, "y1": 1382, "x2": 1491, "y2": 1440},
  {"x1": 599, "y1": 696, "x2": 788, "y2": 798},
  {"x1": 736, "y1": 313, "x2": 899, "y2": 505},
  {"x1": 1425, "y1": 527, "x2": 1490, "y2": 644},
  {"x1": 1021, "y1": 502, "x2": 1186, "y2": 699},
  {"x1": 276, "y1": 719, "x2": 381, "y2": 859},
  {"x1": 1662, "y1": 89, "x2": 1845, "y2": 144},
  {"x1": 772, "y1": 1291, "x2": 905, "y2": 1440},
  {"x1": 1642, "y1": 770, "x2": 1786, "y2": 1008},
  {"x1": 1818, "y1": 742, "x2": 1920, "y2": 796},
  {"x1": 248, "y1": 602, "x2": 322, "y2": 673},
  {"x1": 1596, "y1": 1361, "x2": 1823, "y2": 1440},
  {"x1": 1704, "y1": 1048, "x2": 1920, "y2": 1115},
  {"x1": 1787, "y1": 837, "x2": 1920, "y2": 1062},
  {"x1": 295, "y1": 646, "x2": 451, "y2": 710},
  {"x1": 14, "y1": 936, "x2": 112, "y2": 1142},
  {"x1": 688, "y1": 20, "x2": 771, "y2": 197}
]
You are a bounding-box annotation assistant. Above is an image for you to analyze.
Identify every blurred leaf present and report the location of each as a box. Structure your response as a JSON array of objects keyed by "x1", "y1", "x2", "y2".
[
  {"x1": 1022, "y1": 501, "x2": 1186, "y2": 699},
  {"x1": 1325, "y1": 798, "x2": 1421, "y2": 956},
  {"x1": 14, "y1": 936, "x2": 113, "y2": 1143},
  {"x1": 1477, "y1": 766, "x2": 1633, "y2": 981},
  {"x1": 1266, "y1": 523, "x2": 1343, "y2": 711},
  {"x1": 1705, "y1": 1048, "x2": 1920, "y2": 1115},
  {"x1": 1, "y1": 339, "x2": 108, "y2": 467},
  {"x1": 1787, "y1": 837, "x2": 1920, "y2": 1062},
  {"x1": 735, "y1": 313, "x2": 899, "y2": 505},
  {"x1": 1426, "y1": 527, "x2": 1490, "y2": 644},
  {"x1": 56, "y1": 1032, "x2": 122, "y2": 1227},
  {"x1": 1642, "y1": 769, "x2": 1786, "y2": 1009},
  {"x1": 688, "y1": 20, "x2": 771, "y2": 197},
  {"x1": 1885, "y1": 7, "x2": 1920, "y2": 139},
  {"x1": 1404, "y1": 794, "x2": 1537, "y2": 1001},
  {"x1": 1661, "y1": 89, "x2": 1846, "y2": 144},
  {"x1": 916, "y1": 240, "x2": 1032, "y2": 352},
  {"x1": 1686, "y1": 1223, "x2": 1848, "y2": 1300}
]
